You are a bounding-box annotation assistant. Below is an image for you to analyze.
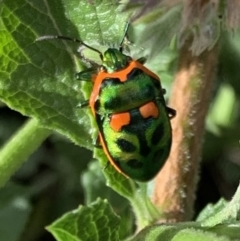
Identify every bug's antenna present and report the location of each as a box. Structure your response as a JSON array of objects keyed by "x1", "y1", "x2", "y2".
[
  {"x1": 119, "y1": 22, "x2": 129, "y2": 47},
  {"x1": 36, "y1": 35, "x2": 103, "y2": 59}
]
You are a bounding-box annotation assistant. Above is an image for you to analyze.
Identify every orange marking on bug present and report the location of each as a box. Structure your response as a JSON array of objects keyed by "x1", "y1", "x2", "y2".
[
  {"x1": 139, "y1": 102, "x2": 159, "y2": 119},
  {"x1": 110, "y1": 112, "x2": 131, "y2": 132},
  {"x1": 94, "y1": 61, "x2": 159, "y2": 84}
]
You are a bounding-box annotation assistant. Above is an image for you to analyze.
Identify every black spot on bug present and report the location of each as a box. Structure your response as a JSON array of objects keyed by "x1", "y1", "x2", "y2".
[
  {"x1": 127, "y1": 68, "x2": 142, "y2": 79},
  {"x1": 123, "y1": 109, "x2": 151, "y2": 157},
  {"x1": 127, "y1": 68, "x2": 161, "y2": 95},
  {"x1": 153, "y1": 78, "x2": 161, "y2": 89},
  {"x1": 139, "y1": 140, "x2": 151, "y2": 157},
  {"x1": 152, "y1": 137, "x2": 172, "y2": 165},
  {"x1": 100, "y1": 77, "x2": 121, "y2": 88},
  {"x1": 127, "y1": 159, "x2": 143, "y2": 169},
  {"x1": 151, "y1": 122, "x2": 164, "y2": 145},
  {"x1": 116, "y1": 138, "x2": 136, "y2": 152},
  {"x1": 127, "y1": 68, "x2": 159, "y2": 86},
  {"x1": 99, "y1": 78, "x2": 123, "y2": 110},
  {"x1": 152, "y1": 148, "x2": 164, "y2": 163}
]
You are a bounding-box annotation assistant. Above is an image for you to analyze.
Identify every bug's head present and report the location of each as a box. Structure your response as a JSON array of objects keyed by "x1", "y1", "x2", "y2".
[{"x1": 102, "y1": 48, "x2": 131, "y2": 73}]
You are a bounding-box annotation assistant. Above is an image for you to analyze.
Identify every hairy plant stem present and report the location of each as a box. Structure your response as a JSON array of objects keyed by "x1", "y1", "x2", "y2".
[
  {"x1": 0, "y1": 118, "x2": 51, "y2": 188},
  {"x1": 152, "y1": 42, "x2": 219, "y2": 222}
]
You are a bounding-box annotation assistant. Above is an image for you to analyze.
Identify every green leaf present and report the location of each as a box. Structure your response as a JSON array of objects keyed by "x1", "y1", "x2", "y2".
[
  {"x1": 128, "y1": 222, "x2": 240, "y2": 241},
  {"x1": 96, "y1": 149, "x2": 160, "y2": 229},
  {"x1": 196, "y1": 199, "x2": 228, "y2": 222},
  {"x1": 131, "y1": 4, "x2": 182, "y2": 59},
  {"x1": 96, "y1": 147, "x2": 137, "y2": 199},
  {"x1": 209, "y1": 223, "x2": 240, "y2": 240},
  {"x1": 81, "y1": 160, "x2": 109, "y2": 205},
  {"x1": 201, "y1": 184, "x2": 240, "y2": 227},
  {"x1": 171, "y1": 228, "x2": 231, "y2": 241},
  {"x1": 81, "y1": 160, "x2": 134, "y2": 239},
  {"x1": 207, "y1": 84, "x2": 237, "y2": 135},
  {"x1": 0, "y1": 0, "x2": 130, "y2": 150},
  {"x1": 47, "y1": 198, "x2": 121, "y2": 241},
  {"x1": 63, "y1": 0, "x2": 129, "y2": 46}
]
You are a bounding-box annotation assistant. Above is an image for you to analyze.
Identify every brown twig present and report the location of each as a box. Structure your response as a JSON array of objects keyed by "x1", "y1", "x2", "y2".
[{"x1": 152, "y1": 40, "x2": 218, "y2": 222}]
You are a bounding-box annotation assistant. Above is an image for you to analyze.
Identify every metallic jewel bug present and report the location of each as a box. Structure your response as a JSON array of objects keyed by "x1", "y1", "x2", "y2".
[{"x1": 37, "y1": 30, "x2": 176, "y2": 181}]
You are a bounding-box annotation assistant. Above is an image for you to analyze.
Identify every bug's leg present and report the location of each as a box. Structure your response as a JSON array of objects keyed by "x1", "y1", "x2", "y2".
[
  {"x1": 76, "y1": 68, "x2": 97, "y2": 81},
  {"x1": 167, "y1": 107, "x2": 176, "y2": 119},
  {"x1": 77, "y1": 100, "x2": 89, "y2": 108},
  {"x1": 137, "y1": 57, "x2": 147, "y2": 65},
  {"x1": 103, "y1": 162, "x2": 110, "y2": 171},
  {"x1": 94, "y1": 135, "x2": 109, "y2": 171},
  {"x1": 162, "y1": 88, "x2": 166, "y2": 95},
  {"x1": 76, "y1": 68, "x2": 96, "y2": 108},
  {"x1": 93, "y1": 134, "x2": 102, "y2": 148}
]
